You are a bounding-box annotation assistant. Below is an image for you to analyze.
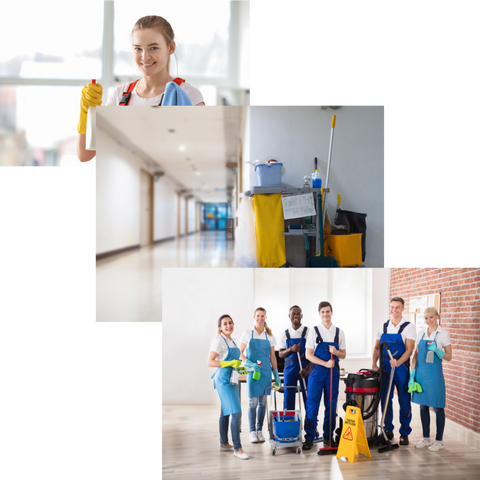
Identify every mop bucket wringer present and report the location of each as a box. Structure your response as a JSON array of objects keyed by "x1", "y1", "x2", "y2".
[{"x1": 266, "y1": 385, "x2": 303, "y2": 455}]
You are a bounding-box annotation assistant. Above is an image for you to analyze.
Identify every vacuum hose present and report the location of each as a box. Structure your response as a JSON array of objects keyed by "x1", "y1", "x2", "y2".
[{"x1": 361, "y1": 341, "x2": 389, "y2": 420}]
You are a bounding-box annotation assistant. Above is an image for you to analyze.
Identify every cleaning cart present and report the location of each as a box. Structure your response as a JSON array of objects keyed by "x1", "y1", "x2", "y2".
[{"x1": 266, "y1": 385, "x2": 303, "y2": 455}]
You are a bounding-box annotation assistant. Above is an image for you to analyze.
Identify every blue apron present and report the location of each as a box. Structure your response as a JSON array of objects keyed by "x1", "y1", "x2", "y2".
[
  {"x1": 413, "y1": 332, "x2": 446, "y2": 408},
  {"x1": 379, "y1": 320, "x2": 412, "y2": 436},
  {"x1": 245, "y1": 330, "x2": 272, "y2": 397},
  {"x1": 211, "y1": 336, "x2": 242, "y2": 415},
  {"x1": 283, "y1": 327, "x2": 308, "y2": 411},
  {"x1": 305, "y1": 326, "x2": 340, "y2": 440}
]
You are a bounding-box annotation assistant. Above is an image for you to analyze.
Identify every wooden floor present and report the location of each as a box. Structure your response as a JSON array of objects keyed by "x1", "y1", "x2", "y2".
[{"x1": 163, "y1": 395, "x2": 480, "y2": 480}]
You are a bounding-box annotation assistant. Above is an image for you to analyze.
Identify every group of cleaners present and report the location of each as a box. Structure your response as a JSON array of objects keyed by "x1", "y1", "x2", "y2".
[{"x1": 207, "y1": 297, "x2": 452, "y2": 460}]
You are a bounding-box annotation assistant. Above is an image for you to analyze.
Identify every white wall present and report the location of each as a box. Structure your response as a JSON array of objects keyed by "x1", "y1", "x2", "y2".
[
  {"x1": 163, "y1": 268, "x2": 255, "y2": 405},
  {"x1": 247, "y1": 106, "x2": 384, "y2": 267},
  {"x1": 188, "y1": 198, "x2": 196, "y2": 233},
  {"x1": 97, "y1": 127, "x2": 188, "y2": 254},
  {"x1": 163, "y1": 268, "x2": 391, "y2": 405}
]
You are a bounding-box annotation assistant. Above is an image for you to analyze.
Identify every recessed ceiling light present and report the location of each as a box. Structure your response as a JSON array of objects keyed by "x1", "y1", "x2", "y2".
[{"x1": 178, "y1": 145, "x2": 186, "y2": 151}]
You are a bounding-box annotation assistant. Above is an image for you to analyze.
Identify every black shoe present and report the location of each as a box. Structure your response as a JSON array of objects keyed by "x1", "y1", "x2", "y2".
[
  {"x1": 302, "y1": 439, "x2": 314, "y2": 450},
  {"x1": 323, "y1": 438, "x2": 331, "y2": 447},
  {"x1": 386, "y1": 431, "x2": 394, "y2": 440},
  {"x1": 400, "y1": 435, "x2": 409, "y2": 445}
]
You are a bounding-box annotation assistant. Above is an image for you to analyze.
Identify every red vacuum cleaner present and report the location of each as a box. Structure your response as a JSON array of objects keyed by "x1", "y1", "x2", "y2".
[{"x1": 317, "y1": 353, "x2": 338, "y2": 456}]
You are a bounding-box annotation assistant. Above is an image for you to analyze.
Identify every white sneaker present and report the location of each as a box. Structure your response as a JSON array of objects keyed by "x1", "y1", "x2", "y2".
[
  {"x1": 249, "y1": 431, "x2": 258, "y2": 443},
  {"x1": 415, "y1": 438, "x2": 432, "y2": 449},
  {"x1": 256, "y1": 430, "x2": 265, "y2": 442},
  {"x1": 428, "y1": 441, "x2": 444, "y2": 452},
  {"x1": 233, "y1": 450, "x2": 249, "y2": 460}
]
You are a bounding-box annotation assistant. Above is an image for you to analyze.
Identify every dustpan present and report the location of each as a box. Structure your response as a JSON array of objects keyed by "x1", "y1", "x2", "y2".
[{"x1": 307, "y1": 193, "x2": 338, "y2": 268}]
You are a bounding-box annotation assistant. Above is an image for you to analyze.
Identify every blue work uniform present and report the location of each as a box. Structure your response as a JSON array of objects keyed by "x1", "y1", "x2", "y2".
[
  {"x1": 379, "y1": 320, "x2": 412, "y2": 436},
  {"x1": 305, "y1": 326, "x2": 340, "y2": 441},
  {"x1": 412, "y1": 332, "x2": 446, "y2": 408},
  {"x1": 211, "y1": 336, "x2": 242, "y2": 415},
  {"x1": 283, "y1": 327, "x2": 309, "y2": 411}
]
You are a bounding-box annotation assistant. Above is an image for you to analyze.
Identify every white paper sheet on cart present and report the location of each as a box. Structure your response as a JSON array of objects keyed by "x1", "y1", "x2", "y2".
[{"x1": 281, "y1": 193, "x2": 316, "y2": 220}]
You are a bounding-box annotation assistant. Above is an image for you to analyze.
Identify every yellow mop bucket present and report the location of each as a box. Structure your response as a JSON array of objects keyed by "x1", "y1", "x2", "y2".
[{"x1": 324, "y1": 234, "x2": 362, "y2": 267}]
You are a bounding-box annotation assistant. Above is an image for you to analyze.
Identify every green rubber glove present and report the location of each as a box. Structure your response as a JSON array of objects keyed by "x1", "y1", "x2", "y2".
[
  {"x1": 78, "y1": 82, "x2": 103, "y2": 134},
  {"x1": 220, "y1": 360, "x2": 242, "y2": 369},
  {"x1": 408, "y1": 368, "x2": 416, "y2": 389}
]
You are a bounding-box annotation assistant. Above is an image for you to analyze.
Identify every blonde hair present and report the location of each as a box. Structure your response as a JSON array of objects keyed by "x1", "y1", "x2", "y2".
[
  {"x1": 254, "y1": 307, "x2": 273, "y2": 336},
  {"x1": 132, "y1": 15, "x2": 175, "y2": 75},
  {"x1": 424, "y1": 307, "x2": 439, "y2": 318}
]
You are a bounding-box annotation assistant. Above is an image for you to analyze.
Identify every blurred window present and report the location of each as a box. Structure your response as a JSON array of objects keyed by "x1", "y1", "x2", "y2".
[
  {"x1": 0, "y1": 2, "x2": 103, "y2": 79},
  {"x1": 113, "y1": 1, "x2": 230, "y2": 79}
]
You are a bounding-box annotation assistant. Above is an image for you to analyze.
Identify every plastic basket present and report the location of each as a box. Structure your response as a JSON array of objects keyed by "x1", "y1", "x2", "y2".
[
  {"x1": 324, "y1": 233, "x2": 363, "y2": 267},
  {"x1": 255, "y1": 163, "x2": 283, "y2": 186}
]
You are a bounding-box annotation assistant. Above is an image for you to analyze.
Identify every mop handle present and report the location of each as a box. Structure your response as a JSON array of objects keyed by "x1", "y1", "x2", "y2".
[
  {"x1": 380, "y1": 349, "x2": 395, "y2": 441},
  {"x1": 322, "y1": 115, "x2": 336, "y2": 227},
  {"x1": 296, "y1": 351, "x2": 307, "y2": 392}
]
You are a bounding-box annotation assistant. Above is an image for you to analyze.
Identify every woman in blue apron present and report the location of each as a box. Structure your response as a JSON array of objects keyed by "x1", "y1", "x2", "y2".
[
  {"x1": 207, "y1": 314, "x2": 248, "y2": 460},
  {"x1": 239, "y1": 307, "x2": 281, "y2": 444},
  {"x1": 411, "y1": 307, "x2": 452, "y2": 453}
]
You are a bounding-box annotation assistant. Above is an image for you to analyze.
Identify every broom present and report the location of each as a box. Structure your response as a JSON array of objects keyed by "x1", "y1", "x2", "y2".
[{"x1": 317, "y1": 353, "x2": 338, "y2": 455}]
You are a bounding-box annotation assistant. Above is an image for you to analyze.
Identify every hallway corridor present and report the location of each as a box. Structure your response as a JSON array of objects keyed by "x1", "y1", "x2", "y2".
[{"x1": 96, "y1": 231, "x2": 235, "y2": 322}]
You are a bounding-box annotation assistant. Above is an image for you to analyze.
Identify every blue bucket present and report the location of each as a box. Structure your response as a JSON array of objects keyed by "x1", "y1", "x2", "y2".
[
  {"x1": 273, "y1": 414, "x2": 300, "y2": 443},
  {"x1": 255, "y1": 163, "x2": 283, "y2": 186}
]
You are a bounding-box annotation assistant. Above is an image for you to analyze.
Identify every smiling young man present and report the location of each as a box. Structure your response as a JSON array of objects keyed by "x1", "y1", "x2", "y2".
[
  {"x1": 372, "y1": 296, "x2": 416, "y2": 446},
  {"x1": 278, "y1": 306, "x2": 310, "y2": 411},
  {"x1": 302, "y1": 302, "x2": 346, "y2": 451}
]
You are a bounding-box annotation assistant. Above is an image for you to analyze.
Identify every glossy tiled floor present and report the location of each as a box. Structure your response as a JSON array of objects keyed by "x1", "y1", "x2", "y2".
[{"x1": 96, "y1": 231, "x2": 235, "y2": 322}]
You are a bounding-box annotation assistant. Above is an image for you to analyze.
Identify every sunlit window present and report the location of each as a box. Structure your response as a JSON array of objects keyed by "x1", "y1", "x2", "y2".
[
  {"x1": 0, "y1": 2, "x2": 103, "y2": 79},
  {"x1": 114, "y1": 1, "x2": 230, "y2": 79}
]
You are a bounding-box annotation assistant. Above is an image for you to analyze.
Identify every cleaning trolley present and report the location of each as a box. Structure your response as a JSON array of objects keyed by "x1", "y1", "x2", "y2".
[{"x1": 265, "y1": 385, "x2": 303, "y2": 455}]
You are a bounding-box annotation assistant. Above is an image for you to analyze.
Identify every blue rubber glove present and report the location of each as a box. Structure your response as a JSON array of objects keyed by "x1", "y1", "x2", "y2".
[
  {"x1": 408, "y1": 368, "x2": 416, "y2": 389},
  {"x1": 244, "y1": 359, "x2": 261, "y2": 373},
  {"x1": 273, "y1": 368, "x2": 281, "y2": 388},
  {"x1": 428, "y1": 342, "x2": 445, "y2": 359}
]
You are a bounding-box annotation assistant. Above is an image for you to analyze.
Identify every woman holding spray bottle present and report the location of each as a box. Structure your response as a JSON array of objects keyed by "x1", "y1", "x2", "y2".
[
  {"x1": 207, "y1": 314, "x2": 248, "y2": 460},
  {"x1": 77, "y1": 15, "x2": 204, "y2": 162},
  {"x1": 239, "y1": 307, "x2": 281, "y2": 444},
  {"x1": 410, "y1": 307, "x2": 452, "y2": 452}
]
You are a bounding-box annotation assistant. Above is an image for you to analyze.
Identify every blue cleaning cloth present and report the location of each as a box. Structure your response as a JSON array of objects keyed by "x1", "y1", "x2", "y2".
[{"x1": 162, "y1": 81, "x2": 193, "y2": 106}]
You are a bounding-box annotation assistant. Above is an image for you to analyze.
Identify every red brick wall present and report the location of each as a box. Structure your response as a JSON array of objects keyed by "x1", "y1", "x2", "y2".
[{"x1": 389, "y1": 268, "x2": 480, "y2": 434}]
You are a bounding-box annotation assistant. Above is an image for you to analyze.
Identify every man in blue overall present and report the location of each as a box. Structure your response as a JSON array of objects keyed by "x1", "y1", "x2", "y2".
[
  {"x1": 372, "y1": 296, "x2": 416, "y2": 445},
  {"x1": 278, "y1": 305, "x2": 310, "y2": 412},
  {"x1": 302, "y1": 301, "x2": 346, "y2": 451}
]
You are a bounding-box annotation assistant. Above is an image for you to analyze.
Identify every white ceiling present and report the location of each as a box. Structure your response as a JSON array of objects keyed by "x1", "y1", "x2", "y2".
[{"x1": 96, "y1": 106, "x2": 246, "y2": 202}]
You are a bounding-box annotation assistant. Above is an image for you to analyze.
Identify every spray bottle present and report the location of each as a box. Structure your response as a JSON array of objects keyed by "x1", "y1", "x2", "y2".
[
  {"x1": 312, "y1": 157, "x2": 322, "y2": 189},
  {"x1": 85, "y1": 79, "x2": 97, "y2": 151}
]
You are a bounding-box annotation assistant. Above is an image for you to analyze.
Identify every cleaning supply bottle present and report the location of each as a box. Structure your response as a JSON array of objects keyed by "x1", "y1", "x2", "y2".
[
  {"x1": 85, "y1": 79, "x2": 97, "y2": 151},
  {"x1": 426, "y1": 342, "x2": 435, "y2": 363},
  {"x1": 312, "y1": 157, "x2": 322, "y2": 189},
  {"x1": 253, "y1": 360, "x2": 262, "y2": 380}
]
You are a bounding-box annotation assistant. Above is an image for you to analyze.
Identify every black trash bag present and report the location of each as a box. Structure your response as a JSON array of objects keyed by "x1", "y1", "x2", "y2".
[{"x1": 335, "y1": 209, "x2": 367, "y2": 262}]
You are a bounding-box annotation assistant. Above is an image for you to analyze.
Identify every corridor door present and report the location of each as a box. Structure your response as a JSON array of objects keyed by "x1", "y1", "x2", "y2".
[{"x1": 140, "y1": 169, "x2": 153, "y2": 246}]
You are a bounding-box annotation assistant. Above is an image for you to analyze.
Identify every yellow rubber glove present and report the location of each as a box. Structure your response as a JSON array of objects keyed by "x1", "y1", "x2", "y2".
[
  {"x1": 220, "y1": 360, "x2": 242, "y2": 369},
  {"x1": 77, "y1": 82, "x2": 103, "y2": 134}
]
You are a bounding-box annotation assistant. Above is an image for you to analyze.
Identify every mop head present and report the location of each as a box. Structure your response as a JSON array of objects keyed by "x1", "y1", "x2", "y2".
[{"x1": 317, "y1": 446, "x2": 338, "y2": 456}]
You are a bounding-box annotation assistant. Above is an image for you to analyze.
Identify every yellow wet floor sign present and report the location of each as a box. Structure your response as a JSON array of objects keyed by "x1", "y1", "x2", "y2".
[{"x1": 336, "y1": 406, "x2": 371, "y2": 463}]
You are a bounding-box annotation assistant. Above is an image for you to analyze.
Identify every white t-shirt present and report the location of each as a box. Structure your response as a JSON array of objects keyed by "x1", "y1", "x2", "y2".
[
  {"x1": 376, "y1": 318, "x2": 417, "y2": 344},
  {"x1": 306, "y1": 323, "x2": 346, "y2": 351},
  {"x1": 278, "y1": 326, "x2": 309, "y2": 350},
  {"x1": 106, "y1": 80, "x2": 204, "y2": 106},
  {"x1": 415, "y1": 326, "x2": 451, "y2": 351},
  {"x1": 239, "y1": 327, "x2": 277, "y2": 350},
  {"x1": 209, "y1": 334, "x2": 239, "y2": 362}
]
